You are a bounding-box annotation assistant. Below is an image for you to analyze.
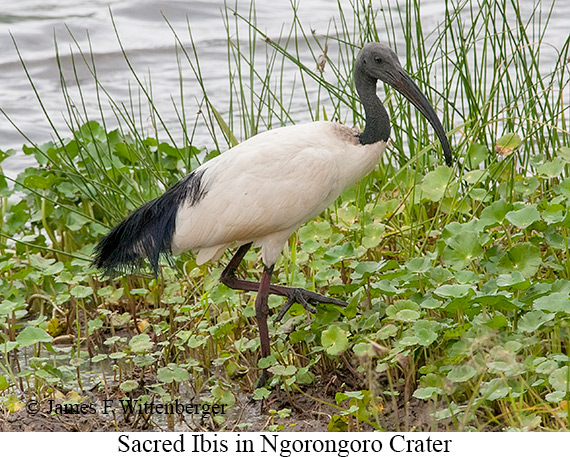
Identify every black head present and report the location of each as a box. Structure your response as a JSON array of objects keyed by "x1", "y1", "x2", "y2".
[
  {"x1": 355, "y1": 42, "x2": 404, "y2": 88},
  {"x1": 355, "y1": 43, "x2": 452, "y2": 166}
]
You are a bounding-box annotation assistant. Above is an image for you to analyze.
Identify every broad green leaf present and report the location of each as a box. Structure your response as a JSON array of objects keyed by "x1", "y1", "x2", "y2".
[
  {"x1": 362, "y1": 224, "x2": 385, "y2": 248},
  {"x1": 253, "y1": 387, "x2": 271, "y2": 400},
  {"x1": 468, "y1": 188, "x2": 488, "y2": 201},
  {"x1": 548, "y1": 367, "x2": 569, "y2": 392},
  {"x1": 70, "y1": 285, "x2": 93, "y2": 299},
  {"x1": 442, "y1": 231, "x2": 483, "y2": 270},
  {"x1": 533, "y1": 292, "x2": 570, "y2": 313},
  {"x1": 42, "y1": 261, "x2": 64, "y2": 276},
  {"x1": 258, "y1": 355, "x2": 277, "y2": 370},
  {"x1": 110, "y1": 352, "x2": 127, "y2": 360},
  {"x1": 471, "y1": 294, "x2": 518, "y2": 311},
  {"x1": 0, "y1": 299, "x2": 26, "y2": 315},
  {"x1": 295, "y1": 367, "x2": 314, "y2": 384},
  {"x1": 463, "y1": 169, "x2": 485, "y2": 184},
  {"x1": 481, "y1": 379, "x2": 510, "y2": 400},
  {"x1": 0, "y1": 148, "x2": 16, "y2": 162},
  {"x1": 447, "y1": 365, "x2": 477, "y2": 382},
  {"x1": 336, "y1": 206, "x2": 358, "y2": 226},
  {"x1": 88, "y1": 318, "x2": 103, "y2": 335},
  {"x1": 466, "y1": 142, "x2": 489, "y2": 168},
  {"x1": 2, "y1": 342, "x2": 18, "y2": 353},
  {"x1": 321, "y1": 325, "x2": 349, "y2": 356},
  {"x1": 120, "y1": 380, "x2": 139, "y2": 392},
  {"x1": 496, "y1": 272, "x2": 530, "y2": 290},
  {"x1": 399, "y1": 335, "x2": 419, "y2": 346},
  {"x1": 537, "y1": 157, "x2": 565, "y2": 177},
  {"x1": 371, "y1": 279, "x2": 400, "y2": 295},
  {"x1": 413, "y1": 387, "x2": 442, "y2": 399},
  {"x1": 478, "y1": 199, "x2": 511, "y2": 229},
  {"x1": 413, "y1": 320, "x2": 439, "y2": 346},
  {"x1": 420, "y1": 297, "x2": 442, "y2": 309},
  {"x1": 376, "y1": 324, "x2": 398, "y2": 339},
  {"x1": 66, "y1": 212, "x2": 90, "y2": 231},
  {"x1": 315, "y1": 268, "x2": 340, "y2": 282},
  {"x1": 91, "y1": 354, "x2": 108, "y2": 363},
  {"x1": 514, "y1": 176, "x2": 539, "y2": 196},
  {"x1": 536, "y1": 360, "x2": 558, "y2": 375},
  {"x1": 495, "y1": 133, "x2": 522, "y2": 156},
  {"x1": 353, "y1": 342, "x2": 372, "y2": 357},
  {"x1": 211, "y1": 385, "x2": 236, "y2": 406},
  {"x1": 545, "y1": 391, "x2": 566, "y2": 403},
  {"x1": 556, "y1": 177, "x2": 570, "y2": 200},
  {"x1": 353, "y1": 261, "x2": 386, "y2": 279},
  {"x1": 542, "y1": 204, "x2": 566, "y2": 225},
  {"x1": 483, "y1": 313, "x2": 508, "y2": 329},
  {"x1": 0, "y1": 375, "x2": 10, "y2": 391},
  {"x1": 129, "y1": 334, "x2": 153, "y2": 353},
  {"x1": 324, "y1": 243, "x2": 355, "y2": 264},
  {"x1": 406, "y1": 257, "x2": 431, "y2": 273},
  {"x1": 557, "y1": 146, "x2": 570, "y2": 163},
  {"x1": 386, "y1": 300, "x2": 421, "y2": 322},
  {"x1": 420, "y1": 166, "x2": 453, "y2": 202},
  {"x1": 497, "y1": 242, "x2": 541, "y2": 278},
  {"x1": 269, "y1": 365, "x2": 297, "y2": 377},
  {"x1": 441, "y1": 221, "x2": 465, "y2": 238},
  {"x1": 23, "y1": 172, "x2": 55, "y2": 190},
  {"x1": 16, "y1": 327, "x2": 52, "y2": 347},
  {"x1": 298, "y1": 221, "x2": 331, "y2": 242},
  {"x1": 328, "y1": 415, "x2": 349, "y2": 432},
  {"x1": 518, "y1": 311, "x2": 555, "y2": 333},
  {"x1": 434, "y1": 284, "x2": 474, "y2": 299},
  {"x1": 505, "y1": 205, "x2": 540, "y2": 229},
  {"x1": 157, "y1": 365, "x2": 190, "y2": 383},
  {"x1": 30, "y1": 254, "x2": 57, "y2": 271},
  {"x1": 133, "y1": 354, "x2": 156, "y2": 368},
  {"x1": 130, "y1": 288, "x2": 149, "y2": 296},
  {"x1": 185, "y1": 334, "x2": 207, "y2": 349}
]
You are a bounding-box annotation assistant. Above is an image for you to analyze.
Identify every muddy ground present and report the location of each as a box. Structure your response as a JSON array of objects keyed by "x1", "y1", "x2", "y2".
[{"x1": 0, "y1": 373, "x2": 446, "y2": 433}]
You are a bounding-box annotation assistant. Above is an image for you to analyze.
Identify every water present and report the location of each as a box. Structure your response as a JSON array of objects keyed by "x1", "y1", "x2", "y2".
[{"x1": 1, "y1": 0, "x2": 569, "y2": 177}]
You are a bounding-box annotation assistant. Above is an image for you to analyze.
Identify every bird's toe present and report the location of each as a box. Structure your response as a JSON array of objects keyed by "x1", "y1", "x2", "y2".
[{"x1": 274, "y1": 287, "x2": 347, "y2": 322}]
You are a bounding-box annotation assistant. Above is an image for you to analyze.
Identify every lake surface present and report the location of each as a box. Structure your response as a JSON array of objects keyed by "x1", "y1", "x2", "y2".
[{"x1": 1, "y1": 0, "x2": 569, "y2": 176}]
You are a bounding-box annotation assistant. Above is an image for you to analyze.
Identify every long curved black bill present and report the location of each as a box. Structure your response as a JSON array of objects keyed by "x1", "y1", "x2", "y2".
[{"x1": 391, "y1": 71, "x2": 452, "y2": 167}]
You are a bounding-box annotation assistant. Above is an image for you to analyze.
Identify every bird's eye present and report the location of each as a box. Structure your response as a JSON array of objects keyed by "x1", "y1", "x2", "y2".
[
  {"x1": 362, "y1": 58, "x2": 367, "y2": 64},
  {"x1": 375, "y1": 56, "x2": 382, "y2": 64}
]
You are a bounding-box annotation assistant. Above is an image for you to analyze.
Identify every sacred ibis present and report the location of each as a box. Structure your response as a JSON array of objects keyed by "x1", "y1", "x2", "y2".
[{"x1": 93, "y1": 42, "x2": 452, "y2": 387}]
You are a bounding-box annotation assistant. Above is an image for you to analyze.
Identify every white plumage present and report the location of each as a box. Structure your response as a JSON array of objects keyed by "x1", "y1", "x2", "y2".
[
  {"x1": 172, "y1": 122, "x2": 386, "y2": 266},
  {"x1": 93, "y1": 43, "x2": 452, "y2": 387}
]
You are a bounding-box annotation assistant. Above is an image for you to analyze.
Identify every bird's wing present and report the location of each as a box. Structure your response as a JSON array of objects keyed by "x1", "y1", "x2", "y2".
[{"x1": 172, "y1": 126, "x2": 343, "y2": 258}]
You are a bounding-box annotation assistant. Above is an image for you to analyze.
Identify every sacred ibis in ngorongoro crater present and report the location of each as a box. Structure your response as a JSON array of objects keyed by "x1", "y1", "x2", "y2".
[{"x1": 93, "y1": 42, "x2": 453, "y2": 387}]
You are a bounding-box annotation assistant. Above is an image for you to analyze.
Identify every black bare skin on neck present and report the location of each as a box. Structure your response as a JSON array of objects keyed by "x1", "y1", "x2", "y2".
[{"x1": 355, "y1": 70, "x2": 391, "y2": 145}]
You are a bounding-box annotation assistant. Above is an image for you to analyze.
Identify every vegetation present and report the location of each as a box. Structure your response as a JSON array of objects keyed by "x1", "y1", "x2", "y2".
[{"x1": 1, "y1": 0, "x2": 569, "y2": 431}]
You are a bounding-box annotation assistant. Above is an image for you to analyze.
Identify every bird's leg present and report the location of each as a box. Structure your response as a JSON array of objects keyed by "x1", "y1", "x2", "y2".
[
  {"x1": 221, "y1": 242, "x2": 273, "y2": 293},
  {"x1": 220, "y1": 243, "x2": 348, "y2": 321},
  {"x1": 220, "y1": 242, "x2": 253, "y2": 284},
  {"x1": 255, "y1": 264, "x2": 274, "y2": 387}
]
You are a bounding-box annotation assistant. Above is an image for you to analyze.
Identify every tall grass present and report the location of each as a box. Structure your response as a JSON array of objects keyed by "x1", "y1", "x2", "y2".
[
  {"x1": 1, "y1": 0, "x2": 569, "y2": 431},
  {"x1": 5, "y1": 0, "x2": 569, "y2": 229}
]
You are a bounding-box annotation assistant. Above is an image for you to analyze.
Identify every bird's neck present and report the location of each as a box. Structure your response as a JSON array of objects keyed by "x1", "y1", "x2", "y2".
[{"x1": 356, "y1": 75, "x2": 390, "y2": 145}]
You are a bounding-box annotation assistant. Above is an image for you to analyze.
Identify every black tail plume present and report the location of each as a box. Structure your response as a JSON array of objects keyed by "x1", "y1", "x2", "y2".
[{"x1": 92, "y1": 169, "x2": 206, "y2": 276}]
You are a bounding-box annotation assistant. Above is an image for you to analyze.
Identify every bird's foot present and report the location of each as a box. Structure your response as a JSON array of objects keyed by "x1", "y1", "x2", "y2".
[{"x1": 275, "y1": 288, "x2": 348, "y2": 322}]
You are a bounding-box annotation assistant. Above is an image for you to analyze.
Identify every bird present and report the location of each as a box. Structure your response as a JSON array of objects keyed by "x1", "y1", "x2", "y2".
[{"x1": 93, "y1": 42, "x2": 452, "y2": 387}]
